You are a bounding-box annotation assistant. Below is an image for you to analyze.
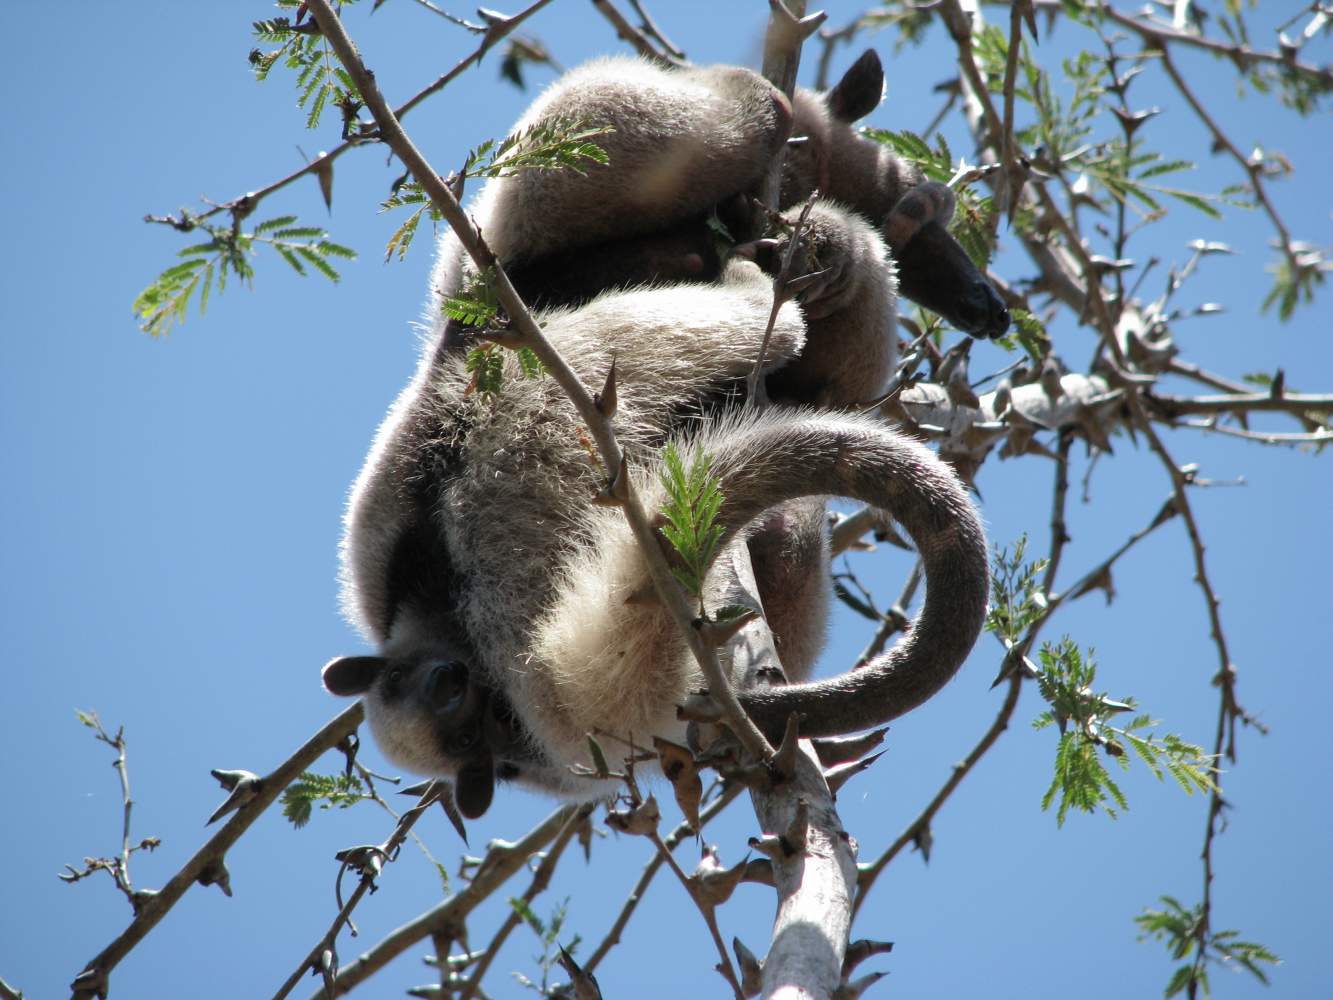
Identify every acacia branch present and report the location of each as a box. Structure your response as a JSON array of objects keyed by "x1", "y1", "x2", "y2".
[
  {"x1": 456, "y1": 804, "x2": 596, "y2": 1000},
  {"x1": 306, "y1": 804, "x2": 583, "y2": 997},
  {"x1": 589, "y1": 0, "x2": 681, "y2": 65},
  {"x1": 1102, "y1": 3, "x2": 1333, "y2": 88},
  {"x1": 70, "y1": 704, "x2": 364, "y2": 999},
  {"x1": 645, "y1": 827, "x2": 745, "y2": 1000},
  {"x1": 1156, "y1": 46, "x2": 1304, "y2": 276},
  {"x1": 273, "y1": 784, "x2": 444, "y2": 1000},
  {"x1": 585, "y1": 783, "x2": 743, "y2": 972},
  {"x1": 149, "y1": 0, "x2": 555, "y2": 230},
  {"x1": 854, "y1": 669, "x2": 1023, "y2": 914},
  {"x1": 1180, "y1": 421, "x2": 1333, "y2": 446},
  {"x1": 1128, "y1": 412, "x2": 1260, "y2": 982},
  {"x1": 1147, "y1": 389, "x2": 1333, "y2": 418}
]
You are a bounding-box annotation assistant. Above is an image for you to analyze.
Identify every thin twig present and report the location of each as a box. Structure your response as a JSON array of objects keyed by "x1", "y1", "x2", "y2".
[
  {"x1": 1157, "y1": 46, "x2": 1302, "y2": 275},
  {"x1": 149, "y1": 0, "x2": 556, "y2": 230},
  {"x1": 584, "y1": 783, "x2": 742, "y2": 971},
  {"x1": 305, "y1": 805, "x2": 581, "y2": 997},
  {"x1": 1180, "y1": 421, "x2": 1333, "y2": 446},
  {"x1": 628, "y1": 0, "x2": 686, "y2": 59},
  {"x1": 997, "y1": 0, "x2": 1029, "y2": 226},
  {"x1": 853, "y1": 561, "x2": 922, "y2": 668},
  {"x1": 647, "y1": 830, "x2": 745, "y2": 1000},
  {"x1": 1043, "y1": 433, "x2": 1074, "y2": 591},
  {"x1": 71, "y1": 705, "x2": 364, "y2": 999},
  {"x1": 1126, "y1": 406, "x2": 1272, "y2": 984},
  {"x1": 1148, "y1": 390, "x2": 1333, "y2": 417},
  {"x1": 589, "y1": 0, "x2": 680, "y2": 65},
  {"x1": 273, "y1": 785, "x2": 445, "y2": 1000},
  {"x1": 1102, "y1": 3, "x2": 1333, "y2": 88},
  {"x1": 457, "y1": 804, "x2": 595, "y2": 1000},
  {"x1": 854, "y1": 670, "x2": 1022, "y2": 913}
]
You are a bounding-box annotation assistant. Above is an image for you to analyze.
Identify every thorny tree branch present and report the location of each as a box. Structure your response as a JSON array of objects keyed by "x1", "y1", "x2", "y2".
[
  {"x1": 1156, "y1": 46, "x2": 1305, "y2": 278},
  {"x1": 1101, "y1": 3, "x2": 1333, "y2": 88},
  {"x1": 70, "y1": 704, "x2": 364, "y2": 999},
  {"x1": 303, "y1": 0, "x2": 774, "y2": 765},
  {"x1": 646, "y1": 826, "x2": 746, "y2": 999},
  {"x1": 1148, "y1": 390, "x2": 1333, "y2": 418},
  {"x1": 146, "y1": 0, "x2": 555, "y2": 232},
  {"x1": 59, "y1": 714, "x2": 154, "y2": 909},
  {"x1": 455, "y1": 804, "x2": 596, "y2": 1000},
  {"x1": 272, "y1": 783, "x2": 445, "y2": 1000},
  {"x1": 584, "y1": 782, "x2": 744, "y2": 972},
  {"x1": 589, "y1": 0, "x2": 683, "y2": 66},
  {"x1": 304, "y1": 804, "x2": 584, "y2": 997},
  {"x1": 924, "y1": 9, "x2": 1295, "y2": 963},
  {"x1": 1131, "y1": 411, "x2": 1265, "y2": 989}
]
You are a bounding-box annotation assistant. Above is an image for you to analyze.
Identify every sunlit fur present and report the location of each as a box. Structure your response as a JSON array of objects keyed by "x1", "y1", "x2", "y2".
[{"x1": 333, "y1": 54, "x2": 992, "y2": 804}]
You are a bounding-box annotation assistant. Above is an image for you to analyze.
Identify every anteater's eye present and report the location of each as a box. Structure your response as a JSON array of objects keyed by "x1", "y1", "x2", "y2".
[{"x1": 386, "y1": 665, "x2": 405, "y2": 686}]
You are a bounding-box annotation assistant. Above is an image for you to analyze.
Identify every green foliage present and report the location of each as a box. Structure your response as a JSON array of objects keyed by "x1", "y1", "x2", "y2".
[
  {"x1": 250, "y1": 0, "x2": 362, "y2": 130},
  {"x1": 1032, "y1": 639, "x2": 1215, "y2": 825},
  {"x1": 515, "y1": 346, "x2": 545, "y2": 379},
  {"x1": 133, "y1": 214, "x2": 354, "y2": 336},
  {"x1": 511, "y1": 898, "x2": 580, "y2": 995},
  {"x1": 993, "y1": 307, "x2": 1051, "y2": 362},
  {"x1": 281, "y1": 771, "x2": 366, "y2": 829},
  {"x1": 657, "y1": 443, "x2": 726, "y2": 610},
  {"x1": 465, "y1": 344, "x2": 506, "y2": 395},
  {"x1": 378, "y1": 119, "x2": 609, "y2": 264},
  {"x1": 986, "y1": 536, "x2": 1049, "y2": 644},
  {"x1": 459, "y1": 117, "x2": 612, "y2": 183},
  {"x1": 971, "y1": 27, "x2": 1233, "y2": 226},
  {"x1": 1262, "y1": 248, "x2": 1329, "y2": 320},
  {"x1": 380, "y1": 181, "x2": 442, "y2": 262},
  {"x1": 1136, "y1": 895, "x2": 1280, "y2": 997},
  {"x1": 442, "y1": 266, "x2": 502, "y2": 328},
  {"x1": 463, "y1": 342, "x2": 546, "y2": 396}
]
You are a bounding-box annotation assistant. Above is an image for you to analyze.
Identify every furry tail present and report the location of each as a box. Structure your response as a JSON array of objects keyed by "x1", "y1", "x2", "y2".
[{"x1": 666, "y1": 407, "x2": 989, "y2": 739}]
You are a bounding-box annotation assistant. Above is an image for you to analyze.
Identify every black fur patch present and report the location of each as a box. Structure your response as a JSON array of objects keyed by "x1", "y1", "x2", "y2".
[{"x1": 381, "y1": 516, "x2": 459, "y2": 639}]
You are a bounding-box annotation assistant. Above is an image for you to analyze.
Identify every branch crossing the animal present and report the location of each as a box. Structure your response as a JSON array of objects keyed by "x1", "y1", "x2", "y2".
[{"x1": 324, "y1": 50, "x2": 1004, "y2": 819}]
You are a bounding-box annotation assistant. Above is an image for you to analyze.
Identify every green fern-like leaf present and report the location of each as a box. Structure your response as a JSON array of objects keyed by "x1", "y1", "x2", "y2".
[
  {"x1": 516, "y1": 347, "x2": 545, "y2": 378},
  {"x1": 657, "y1": 443, "x2": 726, "y2": 607},
  {"x1": 135, "y1": 213, "x2": 355, "y2": 335},
  {"x1": 463, "y1": 118, "x2": 613, "y2": 182},
  {"x1": 444, "y1": 295, "x2": 499, "y2": 327},
  {"x1": 465, "y1": 345, "x2": 505, "y2": 394},
  {"x1": 281, "y1": 770, "x2": 366, "y2": 829}
]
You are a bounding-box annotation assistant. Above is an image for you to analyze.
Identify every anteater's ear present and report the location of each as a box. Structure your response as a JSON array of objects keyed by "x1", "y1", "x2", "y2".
[
  {"x1": 322, "y1": 656, "x2": 385, "y2": 696},
  {"x1": 827, "y1": 49, "x2": 884, "y2": 123}
]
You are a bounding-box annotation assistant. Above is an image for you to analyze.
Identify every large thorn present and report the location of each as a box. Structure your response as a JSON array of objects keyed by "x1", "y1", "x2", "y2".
[{"x1": 595, "y1": 356, "x2": 618, "y2": 419}]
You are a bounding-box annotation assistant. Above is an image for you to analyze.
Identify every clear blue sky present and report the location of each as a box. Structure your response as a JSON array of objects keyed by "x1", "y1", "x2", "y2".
[{"x1": 2, "y1": 2, "x2": 1329, "y2": 997}]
